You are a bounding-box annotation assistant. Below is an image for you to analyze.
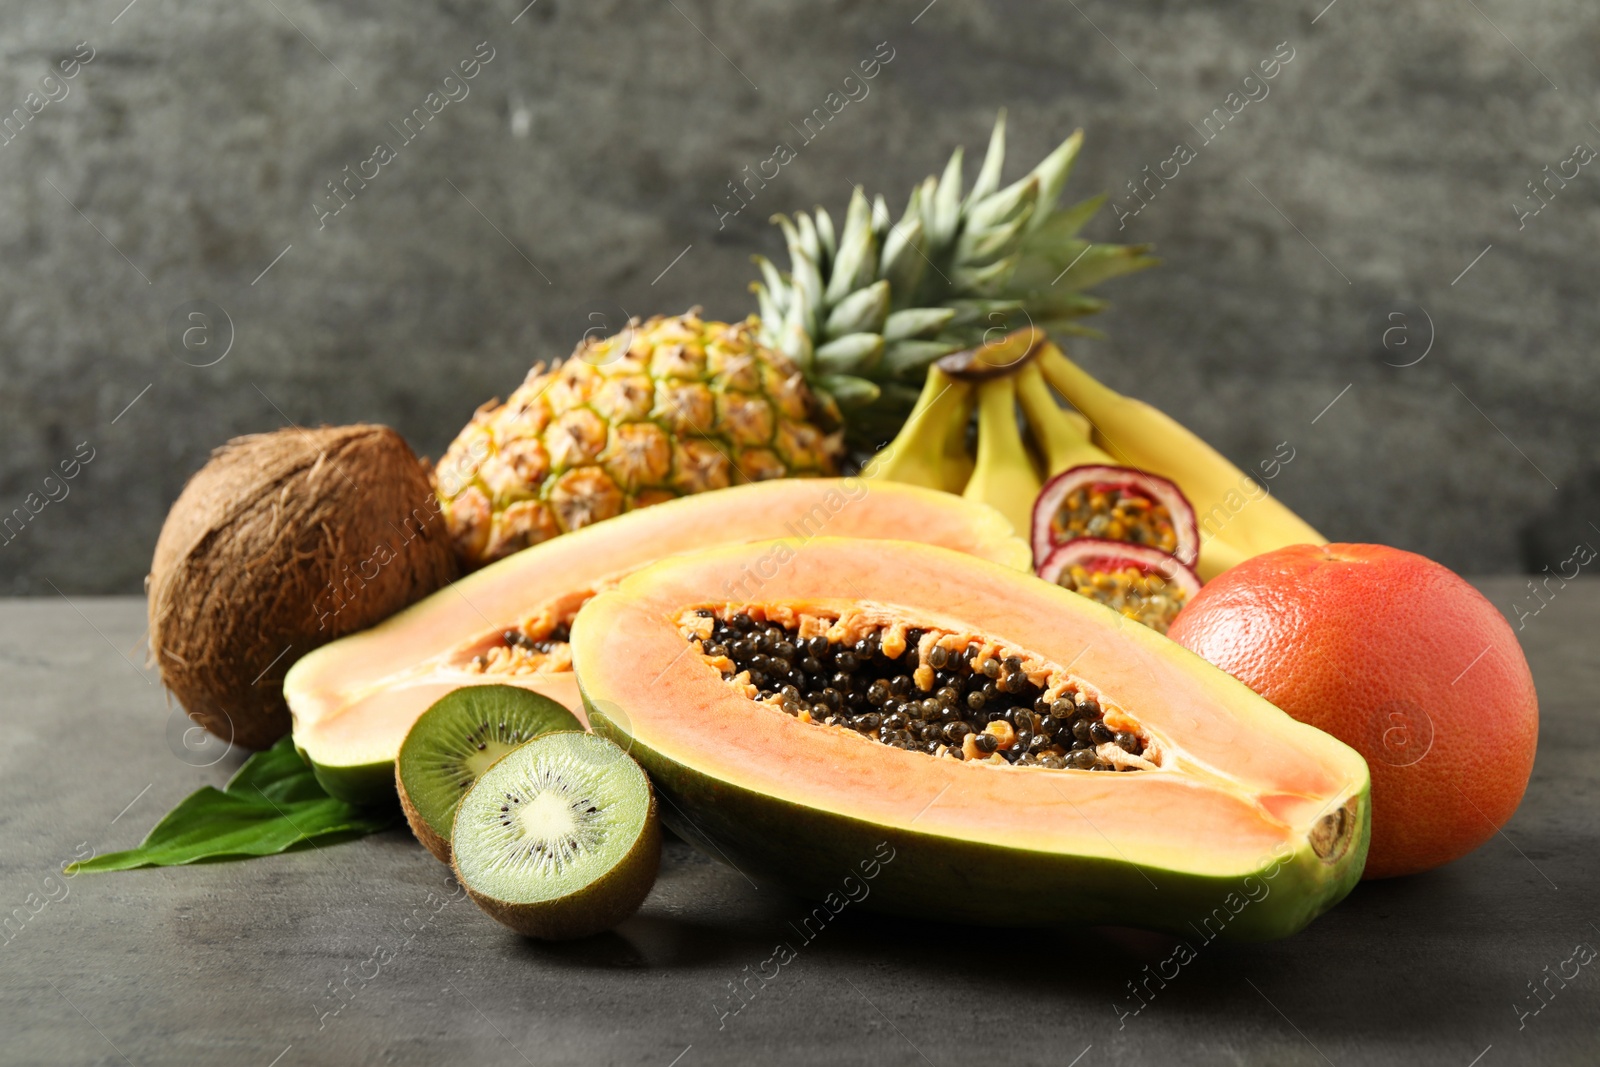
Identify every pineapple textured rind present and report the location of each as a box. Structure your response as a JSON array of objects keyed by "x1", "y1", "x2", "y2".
[{"x1": 435, "y1": 312, "x2": 842, "y2": 568}]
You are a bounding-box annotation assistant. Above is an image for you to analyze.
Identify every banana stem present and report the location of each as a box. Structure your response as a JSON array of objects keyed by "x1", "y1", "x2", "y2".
[
  {"x1": 1036, "y1": 342, "x2": 1123, "y2": 420},
  {"x1": 863, "y1": 367, "x2": 973, "y2": 493},
  {"x1": 962, "y1": 375, "x2": 1041, "y2": 536},
  {"x1": 1015, "y1": 362, "x2": 1113, "y2": 476}
]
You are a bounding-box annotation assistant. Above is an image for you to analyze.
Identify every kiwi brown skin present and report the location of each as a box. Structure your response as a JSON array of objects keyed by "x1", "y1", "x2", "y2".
[
  {"x1": 451, "y1": 783, "x2": 661, "y2": 941},
  {"x1": 397, "y1": 765, "x2": 454, "y2": 864}
]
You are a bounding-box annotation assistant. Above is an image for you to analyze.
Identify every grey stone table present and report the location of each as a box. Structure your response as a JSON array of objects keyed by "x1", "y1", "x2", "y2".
[{"x1": 2, "y1": 581, "x2": 1596, "y2": 1066}]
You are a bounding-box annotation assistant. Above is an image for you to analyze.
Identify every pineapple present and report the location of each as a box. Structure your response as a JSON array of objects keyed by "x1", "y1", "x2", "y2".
[
  {"x1": 753, "y1": 110, "x2": 1158, "y2": 449},
  {"x1": 435, "y1": 312, "x2": 841, "y2": 566},
  {"x1": 435, "y1": 112, "x2": 1155, "y2": 567}
]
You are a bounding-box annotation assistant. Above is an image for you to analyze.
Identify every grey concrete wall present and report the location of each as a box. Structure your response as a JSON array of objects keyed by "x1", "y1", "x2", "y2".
[{"x1": 2, "y1": 0, "x2": 1595, "y2": 593}]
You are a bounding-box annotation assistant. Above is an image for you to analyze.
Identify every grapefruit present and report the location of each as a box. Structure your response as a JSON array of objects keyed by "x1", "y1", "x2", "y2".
[{"x1": 1167, "y1": 543, "x2": 1537, "y2": 879}]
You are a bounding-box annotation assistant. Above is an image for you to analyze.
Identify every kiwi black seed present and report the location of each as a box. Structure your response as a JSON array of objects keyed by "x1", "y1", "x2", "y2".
[
  {"x1": 450, "y1": 731, "x2": 660, "y2": 941},
  {"x1": 693, "y1": 610, "x2": 1148, "y2": 772},
  {"x1": 396, "y1": 684, "x2": 582, "y2": 863}
]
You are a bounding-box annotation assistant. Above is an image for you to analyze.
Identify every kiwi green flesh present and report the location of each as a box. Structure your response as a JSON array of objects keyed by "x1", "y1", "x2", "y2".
[
  {"x1": 451, "y1": 731, "x2": 659, "y2": 940},
  {"x1": 396, "y1": 685, "x2": 581, "y2": 862}
]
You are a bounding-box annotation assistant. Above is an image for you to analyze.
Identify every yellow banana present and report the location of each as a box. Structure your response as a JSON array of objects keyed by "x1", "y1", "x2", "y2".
[
  {"x1": 1015, "y1": 361, "x2": 1111, "y2": 475},
  {"x1": 864, "y1": 366, "x2": 974, "y2": 493},
  {"x1": 1036, "y1": 343, "x2": 1325, "y2": 574},
  {"x1": 962, "y1": 374, "x2": 1040, "y2": 536}
]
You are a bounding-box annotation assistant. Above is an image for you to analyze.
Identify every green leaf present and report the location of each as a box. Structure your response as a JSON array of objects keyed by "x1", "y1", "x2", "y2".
[
  {"x1": 68, "y1": 737, "x2": 396, "y2": 873},
  {"x1": 796, "y1": 212, "x2": 823, "y2": 271},
  {"x1": 955, "y1": 203, "x2": 1035, "y2": 268},
  {"x1": 814, "y1": 207, "x2": 837, "y2": 262},
  {"x1": 965, "y1": 110, "x2": 1008, "y2": 207},
  {"x1": 929, "y1": 147, "x2": 965, "y2": 249},
  {"x1": 1025, "y1": 128, "x2": 1085, "y2": 229},
  {"x1": 883, "y1": 339, "x2": 960, "y2": 378},
  {"x1": 1014, "y1": 242, "x2": 1159, "y2": 293},
  {"x1": 1020, "y1": 193, "x2": 1107, "y2": 247},
  {"x1": 817, "y1": 373, "x2": 882, "y2": 408},
  {"x1": 966, "y1": 176, "x2": 1038, "y2": 233},
  {"x1": 823, "y1": 280, "x2": 890, "y2": 338},
  {"x1": 814, "y1": 332, "x2": 884, "y2": 374},
  {"x1": 879, "y1": 216, "x2": 927, "y2": 309},
  {"x1": 882, "y1": 307, "x2": 956, "y2": 342},
  {"x1": 825, "y1": 189, "x2": 878, "y2": 306}
]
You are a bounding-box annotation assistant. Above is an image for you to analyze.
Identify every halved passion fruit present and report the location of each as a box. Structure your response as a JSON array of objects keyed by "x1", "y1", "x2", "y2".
[
  {"x1": 1032, "y1": 464, "x2": 1199, "y2": 568},
  {"x1": 285, "y1": 480, "x2": 1028, "y2": 802},
  {"x1": 571, "y1": 537, "x2": 1370, "y2": 940},
  {"x1": 1038, "y1": 538, "x2": 1202, "y2": 635}
]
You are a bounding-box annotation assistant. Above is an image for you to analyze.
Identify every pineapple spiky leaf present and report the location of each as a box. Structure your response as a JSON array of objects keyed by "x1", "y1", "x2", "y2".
[{"x1": 753, "y1": 113, "x2": 1157, "y2": 450}]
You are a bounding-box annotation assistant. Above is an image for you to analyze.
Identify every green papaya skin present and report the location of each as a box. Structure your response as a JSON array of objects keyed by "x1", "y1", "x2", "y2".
[{"x1": 585, "y1": 699, "x2": 1367, "y2": 942}]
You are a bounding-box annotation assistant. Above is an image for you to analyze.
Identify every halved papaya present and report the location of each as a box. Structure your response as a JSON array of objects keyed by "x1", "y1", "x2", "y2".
[
  {"x1": 284, "y1": 480, "x2": 1027, "y2": 802},
  {"x1": 571, "y1": 537, "x2": 1371, "y2": 939}
]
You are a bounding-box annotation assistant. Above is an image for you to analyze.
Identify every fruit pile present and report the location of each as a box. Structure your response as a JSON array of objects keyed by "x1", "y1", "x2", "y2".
[{"x1": 120, "y1": 115, "x2": 1538, "y2": 947}]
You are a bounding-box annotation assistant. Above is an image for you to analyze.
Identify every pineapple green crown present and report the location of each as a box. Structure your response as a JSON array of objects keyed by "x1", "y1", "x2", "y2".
[{"x1": 750, "y1": 111, "x2": 1158, "y2": 447}]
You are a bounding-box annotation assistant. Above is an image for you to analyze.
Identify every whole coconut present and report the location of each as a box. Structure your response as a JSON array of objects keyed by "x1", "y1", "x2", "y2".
[{"x1": 148, "y1": 425, "x2": 459, "y2": 750}]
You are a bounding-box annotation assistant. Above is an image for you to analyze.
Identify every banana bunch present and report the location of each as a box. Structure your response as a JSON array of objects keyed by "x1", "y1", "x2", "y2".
[{"x1": 866, "y1": 333, "x2": 1326, "y2": 580}]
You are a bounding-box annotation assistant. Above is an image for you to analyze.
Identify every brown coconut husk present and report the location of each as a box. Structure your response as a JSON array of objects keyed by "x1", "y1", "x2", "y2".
[{"x1": 147, "y1": 425, "x2": 459, "y2": 751}]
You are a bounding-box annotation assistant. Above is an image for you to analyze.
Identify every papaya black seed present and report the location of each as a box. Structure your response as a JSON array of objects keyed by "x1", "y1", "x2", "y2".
[{"x1": 699, "y1": 610, "x2": 1147, "y2": 775}]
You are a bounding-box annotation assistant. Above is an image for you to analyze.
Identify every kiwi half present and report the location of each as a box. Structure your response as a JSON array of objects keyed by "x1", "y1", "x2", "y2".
[
  {"x1": 450, "y1": 731, "x2": 660, "y2": 940},
  {"x1": 396, "y1": 685, "x2": 581, "y2": 862}
]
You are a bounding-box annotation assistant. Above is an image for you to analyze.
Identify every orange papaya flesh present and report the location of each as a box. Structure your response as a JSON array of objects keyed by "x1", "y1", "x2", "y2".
[
  {"x1": 572, "y1": 537, "x2": 1371, "y2": 940},
  {"x1": 285, "y1": 481, "x2": 1028, "y2": 803}
]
